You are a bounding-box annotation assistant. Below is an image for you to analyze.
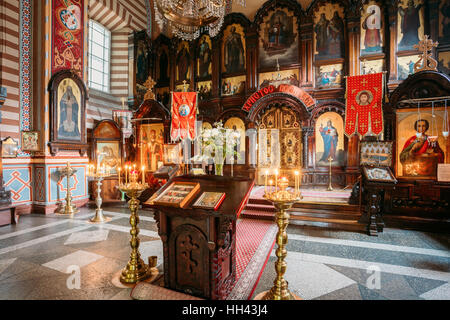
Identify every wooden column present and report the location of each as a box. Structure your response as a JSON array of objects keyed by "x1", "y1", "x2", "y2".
[
  {"x1": 387, "y1": 3, "x2": 398, "y2": 84},
  {"x1": 347, "y1": 15, "x2": 360, "y2": 76},
  {"x1": 211, "y1": 37, "x2": 221, "y2": 98},
  {"x1": 300, "y1": 17, "x2": 313, "y2": 87},
  {"x1": 245, "y1": 25, "x2": 258, "y2": 93}
]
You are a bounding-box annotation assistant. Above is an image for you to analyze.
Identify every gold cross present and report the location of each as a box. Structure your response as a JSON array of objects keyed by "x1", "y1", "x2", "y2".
[
  {"x1": 144, "y1": 76, "x2": 156, "y2": 100},
  {"x1": 413, "y1": 35, "x2": 438, "y2": 72},
  {"x1": 182, "y1": 80, "x2": 188, "y2": 92},
  {"x1": 373, "y1": 119, "x2": 380, "y2": 127},
  {"x1": 347, "y1": 121, "x2": 354, "y2": 127},
  {"x1": 360, "y1": 123, "x2": 367, "y2": 130},
  {"x1": 361, "y1": 79, "x2": 368, "y2": 87}
]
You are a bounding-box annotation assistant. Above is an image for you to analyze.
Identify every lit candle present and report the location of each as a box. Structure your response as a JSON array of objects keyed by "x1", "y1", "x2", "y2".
[
  {"x1": 118, "y1": 167, "x2": 121, "y2": 185},
  {"x1": 125, "y1": 165, "x2": 128, "y2": 184},
  {"x1": 269, "y1": 179, "x2": 273, "y2": 194},
  {"x1": 142, "y1": 166, "x2": 145, "y2": 184},
  {"x1": 294, "y1": 170, "x2": 299, "y2": 194},
  {"x1": 274, "y1": 169, "x2": 279, "y2": 192}
]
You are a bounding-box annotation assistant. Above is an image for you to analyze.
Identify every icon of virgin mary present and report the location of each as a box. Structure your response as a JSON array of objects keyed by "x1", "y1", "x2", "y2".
[{"x1": 58, "y1": 85, "x2": 80, "y2": 140}]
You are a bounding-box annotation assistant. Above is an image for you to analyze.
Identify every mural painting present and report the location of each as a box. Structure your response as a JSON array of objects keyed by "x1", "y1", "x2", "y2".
[
  {"x1": 438, "y1": 51, "x2": 450, "y2": 75},
  {"x1": 140, "y1": 123, "x2": 164, "y2": 172},
  {"x1": 398, "y1": 55, "x2": 420, "y2": 80},
  {"x1": 197, "y1": 35, "x2": 212, "y2": 79},
  {"x1": 315, "y1": 112, "x2": 345, "y2": 166},
  {"x1": 258, "y1": 7, "x2": 299, "y2": 70},
  {"x1": 197, "y1": 81, "x2": 212, "y2": 101},
  {"x1": 222, "y1": 24, "x2": 246, "y2": 74},
  {"x1": 397, "y1": 0, "x2": 424, "y2": 51},
  {"x1": 361, "y1": 1, "x2": 383, "y2": 55},
  {"x1": 259, "y1": 69, "x2": 300, "y2": 88},
  {"x1": 57, "y1": 79, "x2": 82, "y2": 141},
  {"x1": 396, "y1": 108, "x2": 448, "y2": 178},
  {"x1": 314, "y1": 3, "x2": 345, "y2": 60},
  {"x1": 361, "y1": 59, "x2": 384, "y2": 75},
  {"x1": 176, "y1": 41, "x2": 191, "y2": 81},
  {"x1": 221, "y1": 75, "x2": 246, "y2": 96},
  {"x1": 315, "y1": 64, "x2": 343, "y2": 88}
]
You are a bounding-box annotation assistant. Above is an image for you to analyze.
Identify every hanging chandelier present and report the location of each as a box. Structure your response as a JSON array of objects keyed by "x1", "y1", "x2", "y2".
[{"x1": 154, "y1": 0, "x2": 245, "y2": 41}]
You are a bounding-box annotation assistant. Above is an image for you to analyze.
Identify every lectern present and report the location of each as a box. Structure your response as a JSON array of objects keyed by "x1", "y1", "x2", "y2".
[{"x1": 145, "y1": 175, "x2": 254, "y2": 299}]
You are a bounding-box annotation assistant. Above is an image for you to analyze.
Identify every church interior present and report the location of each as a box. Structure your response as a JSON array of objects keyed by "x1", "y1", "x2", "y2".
[{"x1": 0, "y1": 0, "x2": 449, "y2": 302}]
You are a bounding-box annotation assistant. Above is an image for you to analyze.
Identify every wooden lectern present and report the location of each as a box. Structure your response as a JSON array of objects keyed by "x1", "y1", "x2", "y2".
[{"x1": 145, "y1": 175, "x2": 254, "y2": 299}]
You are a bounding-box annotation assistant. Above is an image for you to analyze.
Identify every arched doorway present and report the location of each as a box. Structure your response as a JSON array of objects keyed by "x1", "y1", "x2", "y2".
[{"x1": 257, "y1": 103, "x2": 303, "y2": 186}]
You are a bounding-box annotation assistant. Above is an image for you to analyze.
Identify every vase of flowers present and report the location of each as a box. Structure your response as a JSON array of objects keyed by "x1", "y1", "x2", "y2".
[{"x1": 192, "y1": 121, "x2": 241, "y2": 176}]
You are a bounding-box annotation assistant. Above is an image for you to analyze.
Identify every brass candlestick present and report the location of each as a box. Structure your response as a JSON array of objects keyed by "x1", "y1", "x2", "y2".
[
  {"x1": 258, "y1": 177, "x2": 302, "y2": 300},
  {"x1": 87, "y1": 163, "x2": 113, "y2": 224},
  {"x1": 327, "y1": 156, "x2": 333, "y2": 191},
  {"x1": 57, "y1": 162, "x2": 79, "y2": 215},
  {"x1": 118, "y1": 171, "x2": 153, "y2": 284}
]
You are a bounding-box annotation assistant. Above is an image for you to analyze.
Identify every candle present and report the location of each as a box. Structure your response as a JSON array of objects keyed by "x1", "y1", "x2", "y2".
[
  {"x1": 118, "y1": 167, "x2": 121, "y2": 185},
  {"x1": 269, "y1": 179, "x2": 273, "y2": 194},
  {"x1": 125, "y1": 165, "x2": 128, "y2": 184},
  {"x1": 294, "y1": 170, "x2": 299, "y2": 194},
  {"x1": 142, "y1": 166, "x2": 145, "y2": 184},
  {"x1": 274, "y1": 169, "x2": 279, "y2": 192}
]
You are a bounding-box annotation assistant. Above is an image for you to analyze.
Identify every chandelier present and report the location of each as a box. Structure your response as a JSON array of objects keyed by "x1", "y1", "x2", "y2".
[{"x1": 154, "y1": 0, "x2": 245, "y2": 41}]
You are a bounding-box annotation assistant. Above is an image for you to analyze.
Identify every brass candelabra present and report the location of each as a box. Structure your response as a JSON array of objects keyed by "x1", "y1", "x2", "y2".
[
  {"x1": 327, "y1": 156, "x2": 333, "y2": 191},
  {"x1": 87, "y1": 165, "x2": 112, "y2": 224},
  {"x1": 118, "y1": 170, "x2": 155, "y2": 284},
  {"x1": 258, "y1": 176, "x2": 302, "y2": 300},
  {"x1": 56, "y1": 162, "x2": 79, "y2": 215}
]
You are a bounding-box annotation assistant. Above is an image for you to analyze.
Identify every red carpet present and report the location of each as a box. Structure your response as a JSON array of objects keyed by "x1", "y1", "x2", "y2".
[
  {"x1": 227, "y1": 218, "x2": 277, "y2": 300},
  {"x1": 131, "y1": 218, "x2": 277, "y2": 300}
]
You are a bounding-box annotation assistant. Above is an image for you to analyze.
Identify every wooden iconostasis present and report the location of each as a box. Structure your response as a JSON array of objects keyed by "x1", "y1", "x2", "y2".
[{"x1": 127, "y1": 0, "x2": 450, "y2": 227}]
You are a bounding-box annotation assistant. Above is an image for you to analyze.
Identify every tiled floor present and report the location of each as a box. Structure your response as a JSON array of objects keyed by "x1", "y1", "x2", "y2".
[{"x1": 0, "y1": 204, "x2": 449, "y2": 300}]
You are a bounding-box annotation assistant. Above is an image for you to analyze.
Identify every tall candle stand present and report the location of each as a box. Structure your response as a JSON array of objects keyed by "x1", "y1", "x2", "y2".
[
  {"x1": 118, "y1": 169, "x2": 154, "y2": 284},
  {"x1": 327, "y1": 156, "x2": 333, "y2": 191},
  {"x1": 87, "y1": 167, "x2": 112, "y2": 224},
  {"x1": 257, "y1": 176, "x2": 302, "y2": 300},
  {"x1": 56, "y1": 162, "x2": 79, "y2": 215}
]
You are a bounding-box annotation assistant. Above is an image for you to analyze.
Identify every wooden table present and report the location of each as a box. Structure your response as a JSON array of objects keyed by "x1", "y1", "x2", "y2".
[{"x1": 145, "y1": 175, "x2": 254, "y2": 299}]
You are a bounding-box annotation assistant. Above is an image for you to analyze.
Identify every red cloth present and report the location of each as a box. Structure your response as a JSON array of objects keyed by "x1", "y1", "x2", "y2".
[
  {"x1": 345, "y1": 73, "x2": 384, "y2": 137},
  {"x1": 170, "y1": 92, "x2": 197, "y2": 141}
]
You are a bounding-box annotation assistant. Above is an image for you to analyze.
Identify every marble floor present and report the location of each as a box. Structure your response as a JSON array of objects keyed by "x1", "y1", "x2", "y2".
[{"x1": 0, "y1": 205, "x2": 449, "y2": 300}]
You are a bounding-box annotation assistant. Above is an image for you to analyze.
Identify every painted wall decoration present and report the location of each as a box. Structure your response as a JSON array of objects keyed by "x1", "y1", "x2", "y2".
[
  {"x1": 197, "y1": 81, "x2": 212, "y2": 101},
  {"x1": 396, "y1": 108, "x2": 448, "y2": 178},
  {"x1": 397, "y1": 0, "x2": 424, "y2": 52},
  {"x1": 52, "y1": 0, "x2": 84, "y2": 76},
  {"x1": 135, "y1": 31, "x2": 151, "y2": 106},
  {"x1": 315, "y1": 112, "x2": 345, "y2": 166},
  {"x1": 361, "y1": 59, "x2": 384, "y2": 75},
  {"x1": 197, "y1": 35, "x2": 212, "y2": 79},
  {"x1": 176, "y1": 41, "x2": 191, "y2": 81},
  {"x1": 156, "y1": 87, "x2": 170, "y2": 106},
  {"x1": 398, "y1": 55, "x2": 420, "y2": 80},
  {"x1": 57, "y1": 78, "x2": 82, "y2": 141},
  {"x1": 360, "y1": 1, "x2": 383, "y2": 55},
  {"x1": 258, "y1": 8, "x2": 299, "y2": 70},
  {"x1": 222, "y1": 24, "x2": 246, "y2": 74},
  {"x1": 314, "y1": 3, "x2": 345, "y2": 60},
  {"x1": 439, "y1": 0, "x2": 450, "y2": 41},
  {"x1": 437, "y1": 51, "x2": 450, "y2": 74},
  {"x1": 315, "y1": 64, "x2": 343, "y2": 88},
  {"x1": 224, "y1": 117, "x2": 246, "y2": 158},
  {"x1": 140, "y1": 123, "x2": 164, "y2": 172},
  {"x1": 221, "y1": 75, "x2": 246, "y2": 96},
  {"x1": 259, "y1": 69, "x2": 300, "y2": 88},
  {"x1": 156, "y1": 45, "x2": 170, "y2": 83},
  {"x1": 112, "y1": 110, "x2": 133, "y2": 138},
  {"x1": 96, "y1": 141, "x2": 120, "y2": 174}
]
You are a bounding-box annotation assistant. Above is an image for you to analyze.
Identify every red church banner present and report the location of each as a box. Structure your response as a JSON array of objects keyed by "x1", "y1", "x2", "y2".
[
  {"x1": 171, "y1": 92, "x2": 198, "y2": 141},
  {"x1": 345, "y1": 73, "x2": 384, "y2": 137},
  {"x1": 52, "y1": 0, "x2": 84, "y2": 77}
]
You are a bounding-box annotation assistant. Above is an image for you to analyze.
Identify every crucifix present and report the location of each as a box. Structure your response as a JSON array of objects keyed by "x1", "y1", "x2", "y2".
[
  {"x1": 413, "y1": 35, "x2": 438, "y2": 73},
  {"x1": 327, "y1": 156, "x2": 333, "y2": 191}
]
